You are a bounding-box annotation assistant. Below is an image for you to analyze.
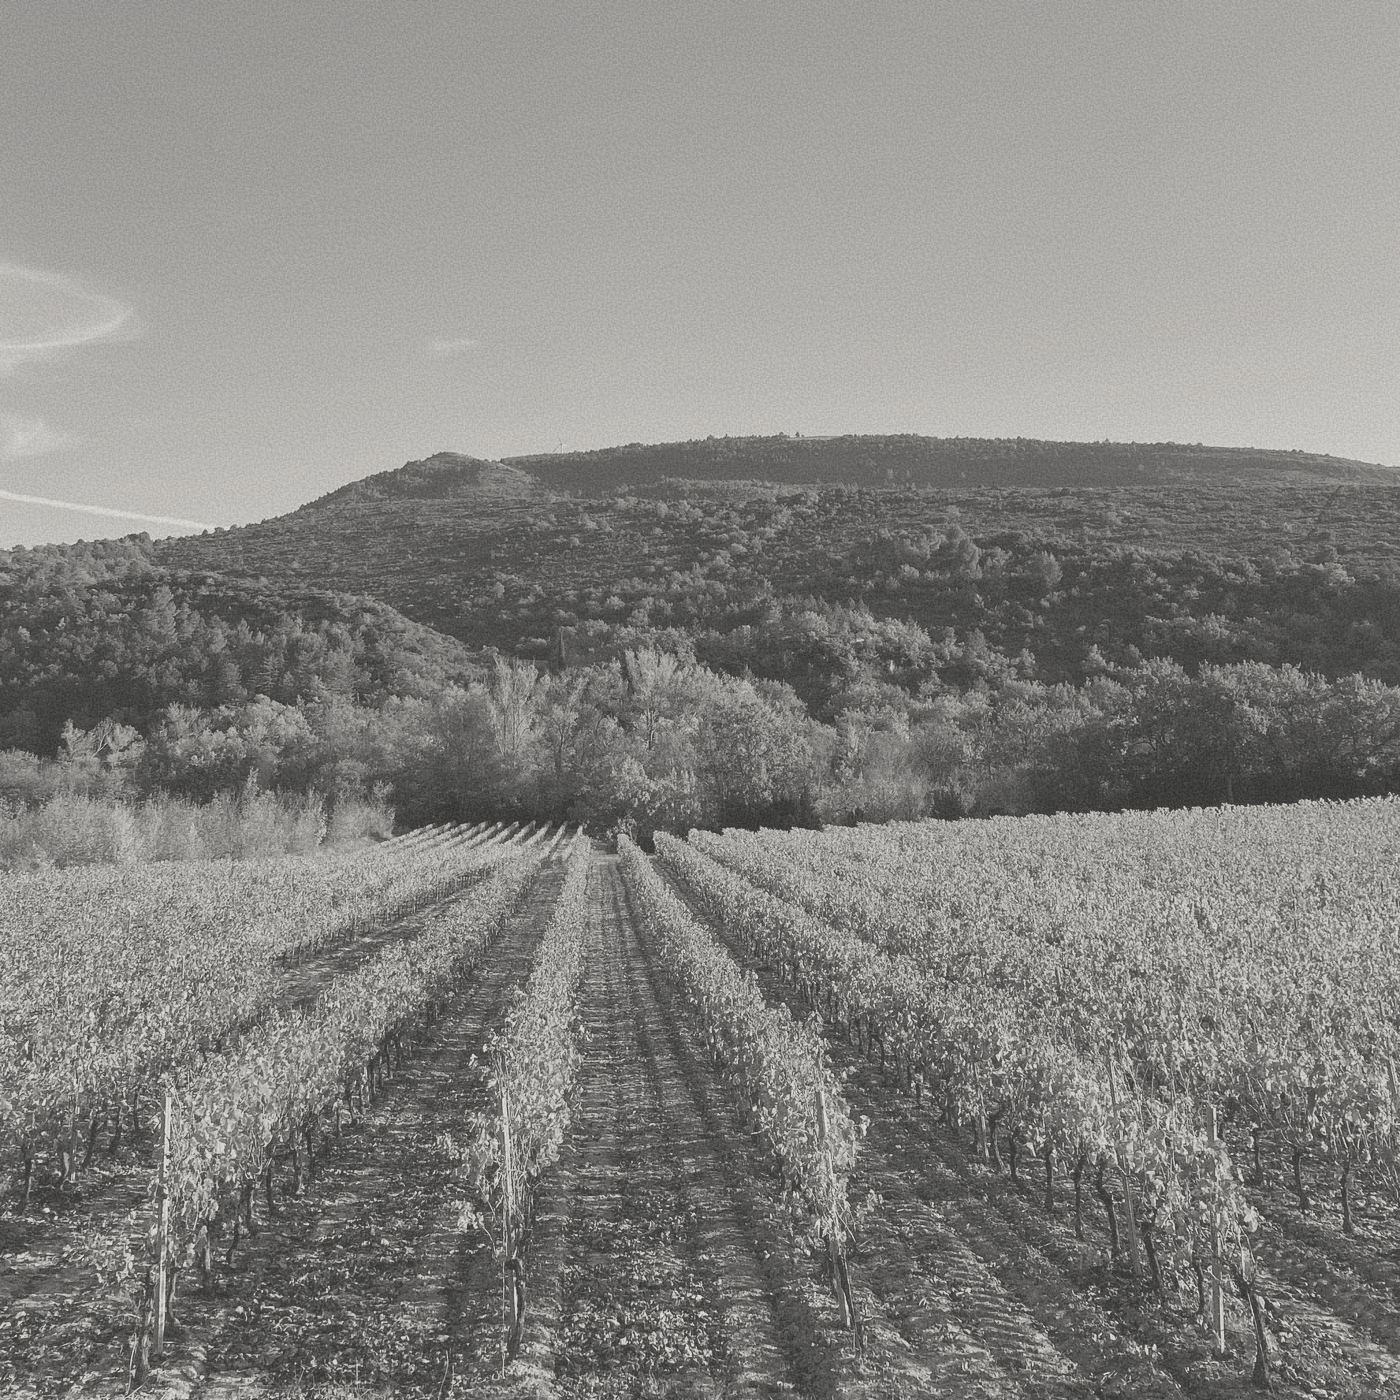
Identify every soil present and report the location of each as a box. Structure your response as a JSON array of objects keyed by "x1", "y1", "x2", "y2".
[
  {"x1": 0, "y1": 849, "x2": 536, "y2": 1399},
  {"x1": 656, "y1": 861, "x2": 1400, "y2": 1400}
]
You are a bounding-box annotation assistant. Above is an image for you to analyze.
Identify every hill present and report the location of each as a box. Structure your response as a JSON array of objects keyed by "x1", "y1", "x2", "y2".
[
  {"x1": 499, "y1": 432, "x2": 1400, "y2": 492},
  {"x1": 155, "y1": 434, "x2": 1400, "y2": 705},
  {"x1": 0, "y1": 535, "x2": 475, "y2": 752},
  {"x1": 15, "y1": 433, "x2": 1400, "y2": 830},
  {"x1": 306, "y1": 451, "x2": 536, "y2": 507},
  {"x1": 296, "y1": 436, "x2": 1400, "y2": 511}
]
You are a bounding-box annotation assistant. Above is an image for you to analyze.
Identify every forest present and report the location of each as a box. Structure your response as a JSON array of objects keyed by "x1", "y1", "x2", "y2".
[{"x1": 6, "y1": 514, "x2": 1400, "y2": 843}]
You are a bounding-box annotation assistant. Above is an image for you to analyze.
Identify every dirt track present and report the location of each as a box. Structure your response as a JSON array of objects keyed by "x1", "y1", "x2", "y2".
[
  {"x1": 658, "y1": 860, "x2": 1400, "y2": 1400},
  {"x1": 0, "y1": 859, "x2": 555, "y2": 1399}
]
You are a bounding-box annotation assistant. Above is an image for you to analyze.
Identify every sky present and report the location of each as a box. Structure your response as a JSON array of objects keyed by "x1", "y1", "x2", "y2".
[{"x1": 1, "y1": 1, "x2": 1397, "y2": 547}]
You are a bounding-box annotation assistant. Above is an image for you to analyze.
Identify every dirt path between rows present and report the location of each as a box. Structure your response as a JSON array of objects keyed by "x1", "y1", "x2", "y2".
[
  {"x1": 0, "y1": 857, "x2": 557, "y2": 1400},
  {"x1": 492, "y1": 853, "x2": 852, "y2": 1400},
  {"x1": 655, "y1": 863, "x2": 1209, "y2": 1400},
  {"x1": 131, "y1": 857, "x2": 573, "y2": 1400},
  {"x1": 660, "y1": 861, "x2": 1400, "y2": 1400},
  {"x1": 265, "y1": 861, "x2": 503, "y2": 1017}
]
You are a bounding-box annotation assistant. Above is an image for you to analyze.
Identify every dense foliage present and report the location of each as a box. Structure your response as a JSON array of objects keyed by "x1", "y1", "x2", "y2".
[
  {"x1": 9, "y1": 632, "x2": 1400, "y2": 842},
  {"x1": 8, "y1": 439, "x2": 1400, "y2": 834},
  {"x1": 676, "y1": 801, "x2": 1400, "y2": 1372},
  {"x1": 0, "y1": 536, "x2": 470, "y2": 754},
  {"x1": 0, "y1": 824, "x2": 518, "y2": 1201},
  {"x1": 159, "y1": 474, "x2": 1400, "y2": 688}
]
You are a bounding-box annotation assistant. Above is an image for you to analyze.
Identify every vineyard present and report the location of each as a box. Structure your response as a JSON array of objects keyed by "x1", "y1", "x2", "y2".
[{"x1": 3, "y1": 802, "x2": 1400, "y2": 1398}]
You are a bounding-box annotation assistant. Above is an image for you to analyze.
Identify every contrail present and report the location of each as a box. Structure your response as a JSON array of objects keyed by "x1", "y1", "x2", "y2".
[
  {"x1": 0, "y1": 489, "x2": 216, "y2": 532},
  {"x1": 0, "y1": 263, "x2": 137, "y2": 373}
]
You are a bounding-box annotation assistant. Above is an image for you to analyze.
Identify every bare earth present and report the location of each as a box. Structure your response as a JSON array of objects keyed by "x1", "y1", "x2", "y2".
[{"x1": 7, "y1": 846, "x2": 1400, "y2": 1400}]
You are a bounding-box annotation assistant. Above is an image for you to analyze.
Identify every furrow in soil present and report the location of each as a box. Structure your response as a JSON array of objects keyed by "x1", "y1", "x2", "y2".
[
  {"x1": 82, "y1": 857, "x2": 567, "y2": 1399},
  {"x1": 518, "y1": 854, "x2": 839, "y2": 1400}
]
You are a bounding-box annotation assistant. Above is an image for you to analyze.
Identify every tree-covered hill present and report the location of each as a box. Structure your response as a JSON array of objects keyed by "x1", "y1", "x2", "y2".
[
  {"x1": 12, "y1": 435, "x2": 1400, "y2": 831},
  {"x1": 499, "y1": 432, "x2": 1399, "y2": 493},
  {"x1": 158, "y1": 442, "x2": 1400, "y2": 701},
  {"x1": 0, "y1": 536, "x2": 474, "y2": 752},
  {"x1": 291, "y1": 436, "x2": 1400, "y2": 512},
  {"x1": 305, "y1": 452, "x2": 536, "y2": 507}
]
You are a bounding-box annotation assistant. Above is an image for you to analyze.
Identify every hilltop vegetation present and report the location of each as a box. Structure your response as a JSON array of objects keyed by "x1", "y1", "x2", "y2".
[
  {"x1": 160, "y1": 447, "x2": 1400, "y2": 697},
  {"x1": 4, "y1": 434, "x2": 1400, "y2": 837},
  {"x1": 503, "y1": 431, "x2": 1397, "y2": 491},
  {"x1": 305, "y1": 435, "x2": 1399, "y2": 501},
  {"x1": 306, "y1": 451, "x2": 535, "y2": 507}
]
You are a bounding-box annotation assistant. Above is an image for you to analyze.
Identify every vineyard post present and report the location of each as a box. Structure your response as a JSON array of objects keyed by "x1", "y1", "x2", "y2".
[
  {"x1": 66, "y1": 1073, "x2": 79, "y2": 1185},
  {"x1": 1387, "y1": 1057, "x2": 1400, "y2": 1207},
  {"x1": 816, "y1": 1086, "x2": 853, "y2": 1331},
  {"x1": 154, "y1": 1084, "x2": 172, "y2": 1359},
  {"x1": 1206, "y1": 1104, "x2": 1226, "y2": 1355},
  {"x1": 1388, "y1": 1058, "x2": 1400, "y2": 1155},
  {"x1": 1105, "y1": 1054, "x2": 1142, "y2": 1277},
  {"x1": 500, "y1": 1077, "x2": 517, "y2": 1368}
]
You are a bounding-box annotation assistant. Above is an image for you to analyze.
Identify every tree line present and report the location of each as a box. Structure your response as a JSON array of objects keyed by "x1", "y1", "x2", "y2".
[{"x1": 5, "y1": 532, "x2": 1400, "y2": 842}]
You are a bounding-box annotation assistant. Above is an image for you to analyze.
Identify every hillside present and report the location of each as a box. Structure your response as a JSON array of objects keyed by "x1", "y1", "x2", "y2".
[
  {"x1": 306, "y1": 451, "x2": 536, "y2": 507},
  {"x1": 155, "y1": 435, "x2": 1400, "y2": 704},
  {"x1": 0, "y1": 535, "x2": 475, "y2": 752},
  {"x1": 500, "y1": 432, "x2": 1400, "y2": 492},
  {"x1": 295, "y1": 436, "x2": 1400, "y2": 511},
  {"x1": 13, "y1": 433, "x2": 1400, "y2": 830}
]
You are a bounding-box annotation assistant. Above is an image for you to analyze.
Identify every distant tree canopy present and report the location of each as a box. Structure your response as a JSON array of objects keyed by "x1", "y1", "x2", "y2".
[
  {"x1": 11, "y1": 475, "x2": 1400, "y2": 838},
  {"x1": 0, "y1": 537, "x2": 470, "y2": 752},
  {"x1": 158, "y1": 477, "x2": 1400, "y2": 700}
]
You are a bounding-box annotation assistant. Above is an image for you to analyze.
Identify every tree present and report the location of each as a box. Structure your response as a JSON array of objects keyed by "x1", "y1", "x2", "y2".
[{"x1": 486, "y1": 658, "x2": 542, "y2": 769}]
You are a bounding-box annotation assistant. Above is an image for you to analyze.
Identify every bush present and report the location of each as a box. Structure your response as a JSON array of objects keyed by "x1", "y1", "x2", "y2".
[{"x1": 0, "y1": 788, "x2": 380, "y2": 869}]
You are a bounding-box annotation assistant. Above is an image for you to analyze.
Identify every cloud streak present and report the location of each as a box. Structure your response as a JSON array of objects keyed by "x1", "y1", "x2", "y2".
[
  {"x1": 0, "y1": 263, "x2": 137, "y2": 374},
  {"x1": 0, "y1": 413, "x2": 73, "y2": 461},
  {"x1": 0, "y1": 489, "x2": 214, "y2": 532},
  {"x1": 427, "y1": 335, "x2": 480, "y2": 358}
]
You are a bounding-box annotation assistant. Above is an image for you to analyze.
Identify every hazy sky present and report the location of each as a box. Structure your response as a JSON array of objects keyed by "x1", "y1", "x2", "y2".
[{"x1": 2, "y1": 2, "x2": 1397, "y2": 546}]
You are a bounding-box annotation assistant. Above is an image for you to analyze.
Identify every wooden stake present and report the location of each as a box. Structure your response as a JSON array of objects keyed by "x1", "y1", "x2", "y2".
[
  {"x1": 501, "y1": 1086, "x2": 515, "y2": 1271},
  {"x1": 154, "y1": 1085, "x2": 173, "y2": 1359},
  {"x1": 1105, "y1": 1055, "x2": 1142, "y2": 1277},
  {"x1": 816, "y1": 1086, "x2": 854, "y2": 1329},
  {"x1": 1206, "y1": 1104, "x2": 1226, "y2": 1355},
  {"x1": 500, "y1": 1075, "x2": 517, "y2": 1370}
]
